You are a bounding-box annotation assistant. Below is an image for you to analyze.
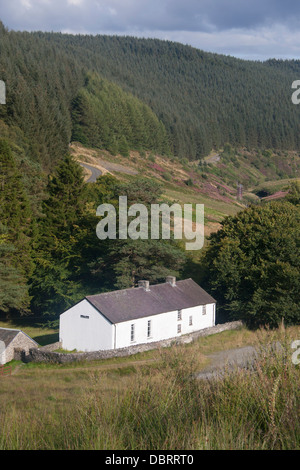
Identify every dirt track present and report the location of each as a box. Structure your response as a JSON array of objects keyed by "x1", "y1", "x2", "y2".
[
  {"x1": 196, "y1": 345, "x2": 258, "y2": 379},
  {"x1": 71, "y1": 142, "x2": 138, "y2": 178}
]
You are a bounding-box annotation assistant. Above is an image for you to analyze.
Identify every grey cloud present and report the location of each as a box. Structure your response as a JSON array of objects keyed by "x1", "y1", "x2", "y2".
[
  {"x1": 2, "y1": 0, "x2": 300, "y2": 34},
  {"x1": 1, "y1": 0, "x2": 300, "y2": 60}
]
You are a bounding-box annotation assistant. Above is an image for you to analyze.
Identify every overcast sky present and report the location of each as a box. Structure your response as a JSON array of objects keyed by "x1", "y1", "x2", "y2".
[{"x1": 1, "y1": 0, "x2": 300, "y2": 60}]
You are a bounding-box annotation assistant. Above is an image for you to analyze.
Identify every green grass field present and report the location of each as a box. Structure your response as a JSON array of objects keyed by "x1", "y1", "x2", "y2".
[{"x1": 0, "y1": 322, "x2": 299, "y2": 450}]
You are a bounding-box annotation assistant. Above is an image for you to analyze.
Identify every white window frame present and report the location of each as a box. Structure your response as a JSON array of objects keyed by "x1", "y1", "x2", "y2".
[
  {"x1": 202, "y1": 305, "x2": 207, "y2": 315},
  {"x1": 177, "y1": 309, "x2": 182, "y2": 321},
  {"x1": 189, "y1": 315, "x2": 193, "y2": 326}
]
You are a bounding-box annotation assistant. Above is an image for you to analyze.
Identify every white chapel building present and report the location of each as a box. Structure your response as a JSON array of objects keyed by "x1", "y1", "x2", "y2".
[{"x1": 59, "y1": 277, "x2": 216, "y2": 352}]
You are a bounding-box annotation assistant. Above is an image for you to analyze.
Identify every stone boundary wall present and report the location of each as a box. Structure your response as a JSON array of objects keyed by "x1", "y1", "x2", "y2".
[{"x1": 24, "y1": 321, "x2": 243, "y2": 364}]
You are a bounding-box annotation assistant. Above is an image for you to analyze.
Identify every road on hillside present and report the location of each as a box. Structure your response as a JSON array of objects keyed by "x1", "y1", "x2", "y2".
[{"x1": 80, "y1": 163, "x2": 102, "y2": 182}]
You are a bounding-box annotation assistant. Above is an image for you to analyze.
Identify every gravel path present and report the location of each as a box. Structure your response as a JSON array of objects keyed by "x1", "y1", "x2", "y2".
[{"x1": 196, "y1": 345, "x2": 258, "y2": 380}]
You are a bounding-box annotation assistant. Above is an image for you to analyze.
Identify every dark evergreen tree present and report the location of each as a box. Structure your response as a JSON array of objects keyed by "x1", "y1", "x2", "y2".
[
  {"x1": 71, "y1": 72, "x2": 170, "y2": 156},
  {"x1": 0, "y1": 139, "x2": 33, "y2": 313},
  {"x1": 29, "y1": 155, "x2": 87, "y2": 318},
  {"x1": 0, "y1": 224, "x2": 29, "y2": 315},
  {"x1": 85, "y1": 176, "x2": 187, "y2": 291}
]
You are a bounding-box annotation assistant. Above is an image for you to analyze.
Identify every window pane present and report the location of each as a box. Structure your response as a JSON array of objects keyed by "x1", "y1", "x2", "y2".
[{"x1": 131, "y1": 324, "x2": 135, "y2": 341}]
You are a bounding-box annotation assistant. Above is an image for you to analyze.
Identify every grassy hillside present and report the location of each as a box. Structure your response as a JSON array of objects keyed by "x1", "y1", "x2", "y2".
[
  {"x1": 70, "y1": 142, "x2": 300, "y2": 230},
  {"x1": 70, "y1": 142, "x2": 242, "y2": 237}
]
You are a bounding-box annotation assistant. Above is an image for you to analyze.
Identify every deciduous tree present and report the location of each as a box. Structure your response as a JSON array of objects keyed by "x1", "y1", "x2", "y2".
[{"x1": 201, "y1": 201, "x2": 300, "y2": 328}]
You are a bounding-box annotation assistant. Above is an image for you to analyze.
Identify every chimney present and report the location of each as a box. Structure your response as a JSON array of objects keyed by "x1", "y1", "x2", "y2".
[
  {"x1": 166, "y1": 276, "x2": 176, "y2": 286},
  {"x1": 138, "y1": 280, "x2": 150, "y2": 291}
]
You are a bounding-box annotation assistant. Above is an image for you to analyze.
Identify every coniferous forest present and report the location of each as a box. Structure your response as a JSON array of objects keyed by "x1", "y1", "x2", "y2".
[
  {"x1": 0, "y1": 21, "x2": 300, "y2": 326},
  {"x1": 2, "y1": 21, "x2": 300, "y2": 169}
]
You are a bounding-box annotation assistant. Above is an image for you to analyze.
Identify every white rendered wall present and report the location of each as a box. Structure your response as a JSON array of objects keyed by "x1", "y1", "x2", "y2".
[
  {"x1": 0, "y1": 340, "x2": 5, "y2": 365},
  {"x1": 114, "y1": 303, "x2": 216, "y2": 349},
  {"x1": 180, "y1": 303, "x2": 215, "y2": 334},
  {"x1": 59, "y1": 299, "x2": 113, "y2": 352},
  {"x1": 115, "y1": 309, "x2": 177, "y2": 349}
]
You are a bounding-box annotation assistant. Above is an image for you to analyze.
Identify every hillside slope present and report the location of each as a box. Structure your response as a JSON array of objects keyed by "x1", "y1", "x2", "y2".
[
  {"x1": 71, "y1": 72, "x2": 170, "y2": 155},
  {"x1": 70, "y1": 141, "x2": 300, "y2": 241},
  {"x1": 1, "y1": 22, "x2": 300, "y2": 170},
  {"x1": 35, "y1": 33, "x2": 300, "y2": 158}
]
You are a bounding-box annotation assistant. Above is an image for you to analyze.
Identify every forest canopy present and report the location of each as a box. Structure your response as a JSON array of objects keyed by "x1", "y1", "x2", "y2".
[
  {"x1": 71, "y1": 72, "x2": 170, "y2": 156},
  {"x1": 1, "y1": 23, "x2": 300, "y2": 168}
]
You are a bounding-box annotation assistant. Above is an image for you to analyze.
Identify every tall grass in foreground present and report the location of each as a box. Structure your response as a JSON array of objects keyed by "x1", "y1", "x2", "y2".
[
  {"x1": 75, "y1": 333, "x2": 299, "y2": 450},
  {"x1": 0, "y1": 326, "x2": 299, "y2": 450}
]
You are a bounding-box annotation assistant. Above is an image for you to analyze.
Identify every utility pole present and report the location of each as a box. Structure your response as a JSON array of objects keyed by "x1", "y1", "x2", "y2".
[{"x1": 237, "y1": 182, "x2": 243, "y2": 200}]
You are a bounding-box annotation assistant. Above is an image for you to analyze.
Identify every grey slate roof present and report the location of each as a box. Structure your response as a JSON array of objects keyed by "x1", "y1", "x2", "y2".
[
  {"x1": 0, "y1": 328, "x2": 19, "y2": 348},
  {"x1": 0, "y1": 328, "x2": 38, "y2": 348},
  {"x1": 86, "y1": 278, "x2": 216, "y2": 324}
]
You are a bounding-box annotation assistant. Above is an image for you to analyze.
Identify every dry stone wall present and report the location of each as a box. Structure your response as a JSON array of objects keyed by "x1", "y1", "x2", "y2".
[{"x1": 24, "y1": 321, "x2": 243, "y2": 364}]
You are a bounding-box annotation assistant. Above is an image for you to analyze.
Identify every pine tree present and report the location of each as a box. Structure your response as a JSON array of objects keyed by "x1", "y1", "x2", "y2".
[
  {"x1": 0, "y1": 224, "x2": 29, "y2": 315},
  {"x1": 0, "y1": 138, "x2": 33, "y2": 284},
  {"x1": 0, "y1": 139, "x2": 32, "y2": 232},
  {"x1": 41, "y1": 154, "x2": 85, "y2": 239},
  {"x1": 29, "y1": 155, "x2": 87, "y2": 318}
]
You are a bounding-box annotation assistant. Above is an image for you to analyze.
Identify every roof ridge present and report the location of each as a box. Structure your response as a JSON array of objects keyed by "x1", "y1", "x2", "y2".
[
  {"x1": 0, "y1": 327, "x2": 21, "y2": 331},
  {"x1": 87, "y1": 285, "x2": 139, "y2": 298},
  {"x1": 86, "y1": 278, "x2": 189, "y2": 299}
]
